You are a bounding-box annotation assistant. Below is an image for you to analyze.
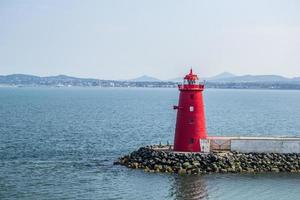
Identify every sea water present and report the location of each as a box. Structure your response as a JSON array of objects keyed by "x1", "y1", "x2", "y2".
[{"x1": 1, "y1": 87, "x2": 300, "y2": 200}]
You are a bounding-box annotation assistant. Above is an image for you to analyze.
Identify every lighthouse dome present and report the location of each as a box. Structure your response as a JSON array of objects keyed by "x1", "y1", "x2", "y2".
[
  {"x1": 184, "y1": 69, "x2": 199, "y2": 81},
  {"x1": 179, "y1": 69, "x2": 204, "y2": 90}
]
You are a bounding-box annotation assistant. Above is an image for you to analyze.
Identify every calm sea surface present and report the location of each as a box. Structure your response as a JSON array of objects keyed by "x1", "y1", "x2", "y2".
[{"x1": 1, "y1": 87, "x2": 300, "y2": 200}]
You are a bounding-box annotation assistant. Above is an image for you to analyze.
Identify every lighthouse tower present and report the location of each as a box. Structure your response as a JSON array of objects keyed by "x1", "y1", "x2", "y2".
[{"x1": 173, "y1": 69, "x2": 207, "y2": 152}]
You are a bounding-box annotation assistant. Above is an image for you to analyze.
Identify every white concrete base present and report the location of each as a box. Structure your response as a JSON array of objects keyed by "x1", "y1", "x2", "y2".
[{"x1": 207, "y1": 136, "x2": 300, "y2": 153}]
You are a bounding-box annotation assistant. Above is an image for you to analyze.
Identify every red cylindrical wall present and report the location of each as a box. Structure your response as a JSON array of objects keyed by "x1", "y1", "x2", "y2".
[{"x1": 173, "y1": 71, "x2": 207, "y2": 152}]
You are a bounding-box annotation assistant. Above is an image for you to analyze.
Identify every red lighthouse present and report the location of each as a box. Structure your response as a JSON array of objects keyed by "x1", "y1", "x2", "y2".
[{"x1": 173, "y1": 69, "x2": 207, "y2": 152}]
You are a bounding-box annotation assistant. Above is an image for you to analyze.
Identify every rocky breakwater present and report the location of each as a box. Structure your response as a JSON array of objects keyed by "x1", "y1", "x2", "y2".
[{"x1": 114, "y1": 146, "x2": 300, "y2": 174}]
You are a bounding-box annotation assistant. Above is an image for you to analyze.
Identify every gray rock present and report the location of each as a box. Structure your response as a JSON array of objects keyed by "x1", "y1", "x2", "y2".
[
  {"x1": 271, "y1": 168, "x2": 280, "y2": 172},
  {"x1": 178, "y1": 168, "x2": 187, "y2": 175}
]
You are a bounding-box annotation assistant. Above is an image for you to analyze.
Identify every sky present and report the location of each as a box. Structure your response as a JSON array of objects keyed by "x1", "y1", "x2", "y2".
[{"x1": 0, "y1": 0, "x2": 300, "y2": 80}]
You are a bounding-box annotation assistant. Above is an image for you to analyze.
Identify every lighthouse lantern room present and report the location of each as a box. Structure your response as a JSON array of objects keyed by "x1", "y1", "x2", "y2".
[{"x1": 173, "y1": 69, "x2": 207, "y2": 152}]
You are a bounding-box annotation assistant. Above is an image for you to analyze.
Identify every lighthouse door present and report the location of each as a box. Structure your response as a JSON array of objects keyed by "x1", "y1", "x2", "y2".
[{"x1": 200, "y1": 139, "x2": 210, "y2": 153}]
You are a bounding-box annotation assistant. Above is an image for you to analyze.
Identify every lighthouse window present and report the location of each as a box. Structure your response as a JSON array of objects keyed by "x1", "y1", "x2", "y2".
[
  {"x1": 189, "y1": 138, "x2": 195, "y2": 144},
  {"x1": 189, "y1": 118, "x2": 194, "y2": 124},
  {"x1": 190, "y1": 94, "x2": 194, "y2": 99},
  {"x1": 189, "y1": 106, "x2": 194, "y2": 112}
]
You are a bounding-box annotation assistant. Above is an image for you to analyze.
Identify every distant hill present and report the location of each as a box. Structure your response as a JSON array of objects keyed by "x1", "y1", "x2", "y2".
[
  {"x1": 167, "y1": 77, "x2": 182, "y2": 82},
  {"x1": 127, "y1": 75, "x2": 161, "y2": 82},
  {"x1": 292, "y1": 77, "x2": 300, "y2": 81},
  {"x1": 166, "y1": 72, "x2": 300, "y2": 84},
  {"x1": 0, "y1": 74, "x2": 41, "y2": 85},
  {"x1": 211, "y1": 75, "x2": 291, "y2": 83},
  {"x1": 168, "y1": 72, "x2": 236, "y2": 82},
  {"x1": 0, "y1": 74, "x2": 100, "y2": 86},
  {"x1": 1, "y1": 73, "x2": 300, "y2": 90},
  {"x1": 207, "y1": 72, "x2": 236, "y2": 81}
]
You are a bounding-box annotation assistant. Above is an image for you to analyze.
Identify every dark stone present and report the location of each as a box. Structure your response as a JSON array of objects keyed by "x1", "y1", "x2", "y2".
[{"x1": 114, "y1": 145, "x2": 300, "y2": 175}]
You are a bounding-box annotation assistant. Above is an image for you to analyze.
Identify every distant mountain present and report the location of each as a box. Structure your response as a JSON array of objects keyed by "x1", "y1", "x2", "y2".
[
  {"x1": 0, "y1": 74, "x2": 41, "y2": 85},
  {"x1": 211, "y1": 75, "x2": 290, "y2": 83},
  {"x1": 208, "y1": 72, "x2": 236, "y2": 81},
  {"x1": 167, "y1": 72, "x2": 235, "y2": 82},
  {"x1": 128, "y1": 75, "x2": 161, "y2": 82},
  {"x1": 0, "y1": 74, "x2": 100, "y2": 86},
  {"x1": 292, "y1": 77, "x2": 300, "y2": 81},
  {"x1": 166, "y1": 72, "x2": 300, "y2": 83},
  {"x1": 2, "y1": 73, "x2": 300, "y2": 90},
  {"x1": 46, "y1": 75, "x2": 78, "y2": 79},
  {"x1": 44, "y1": 75, "x2": 84, "y2": 81},
  {"x1": 167, "y1": 77, "x2": 182, "y2": 83}
]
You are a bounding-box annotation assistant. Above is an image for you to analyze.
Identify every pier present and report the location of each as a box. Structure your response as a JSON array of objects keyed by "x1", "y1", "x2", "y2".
[{"x1": 206, "y1": 136, "x2": 300, "y2": 153}]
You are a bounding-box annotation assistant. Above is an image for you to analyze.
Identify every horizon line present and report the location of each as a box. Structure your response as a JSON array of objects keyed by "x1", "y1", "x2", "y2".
[{"x1": 1, "y1": 72, "x2": 300, "y2": 81}]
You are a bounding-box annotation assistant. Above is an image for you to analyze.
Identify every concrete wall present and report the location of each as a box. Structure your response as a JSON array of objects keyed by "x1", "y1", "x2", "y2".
[{"x1": 231, "y1": 139, "x2": 300, "y2": 153}]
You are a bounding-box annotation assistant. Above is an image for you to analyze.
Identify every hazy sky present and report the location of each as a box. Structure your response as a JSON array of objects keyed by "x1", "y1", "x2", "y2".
[{"x1": 0, "y1": 0, "x2": 300, "y2": 80}]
